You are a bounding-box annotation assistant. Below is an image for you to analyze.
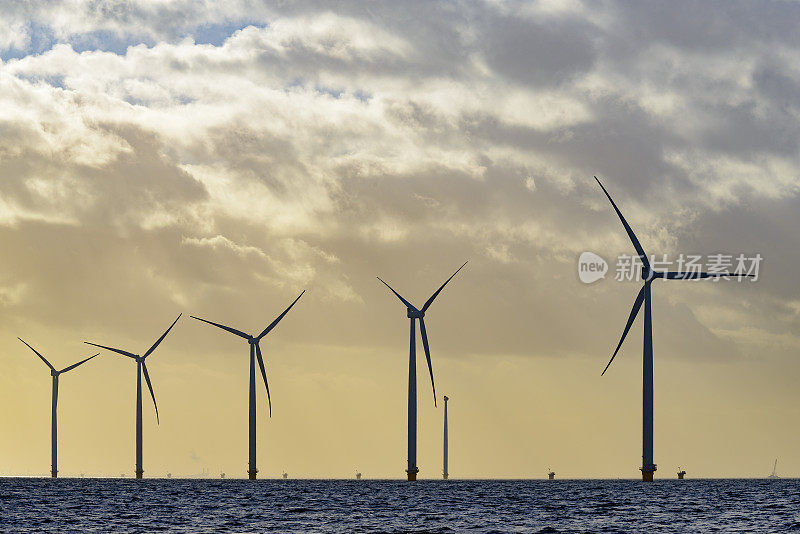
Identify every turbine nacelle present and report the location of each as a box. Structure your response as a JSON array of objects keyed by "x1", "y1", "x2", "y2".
[
  {"x1": 407, "y1": 308, "x2": 425, "y2": 319},
  {"x1": 644, "y1": 269, "x2": 670, "y2": 281},
  {"x1": 247, "y1": 337, "x2": 258, "y2": 345}
]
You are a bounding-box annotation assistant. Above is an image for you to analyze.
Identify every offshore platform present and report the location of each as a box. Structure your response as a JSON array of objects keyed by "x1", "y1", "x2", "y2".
[{"x1": 677, "y1": 467, "x2": 686, "y2": 479}]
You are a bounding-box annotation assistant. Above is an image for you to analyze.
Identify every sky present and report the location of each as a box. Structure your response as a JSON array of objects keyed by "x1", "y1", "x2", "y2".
[{"x1": 0, "y1": 0, "x2": 799, "y2": 479}]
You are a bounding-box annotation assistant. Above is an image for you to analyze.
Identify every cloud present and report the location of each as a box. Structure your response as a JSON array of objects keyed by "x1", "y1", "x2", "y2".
[
  {"x1": 0, "y1": 1, "x2": 796, "y2": 362},
  {"x1": 2, "y1": 0, "x2": 800, "y2": 480},
  {"x1": 181, "y1": 235, "x2": 267, "y2": 259}
]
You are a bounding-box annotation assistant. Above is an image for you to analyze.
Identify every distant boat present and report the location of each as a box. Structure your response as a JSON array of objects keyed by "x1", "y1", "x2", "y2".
[
  {"x1": 548, "y1": 469, "x2": 555, "y2": 480},
  {"x1": 356, "y1": 470, "x2": 362, "y2": 480},
  {"x1": 768, "y1": 459, "x2": 780, "y2": 479}
]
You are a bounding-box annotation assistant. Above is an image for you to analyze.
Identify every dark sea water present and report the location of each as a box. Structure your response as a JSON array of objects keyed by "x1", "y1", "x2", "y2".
[{"x1": 1, "y1": 478, "x2": 799, "y2": 533}]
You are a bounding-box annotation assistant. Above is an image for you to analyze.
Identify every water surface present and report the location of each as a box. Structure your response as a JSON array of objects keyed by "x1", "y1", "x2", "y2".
[{"x1": 2, "y1": 478, "x2": 798, "y2": 532}]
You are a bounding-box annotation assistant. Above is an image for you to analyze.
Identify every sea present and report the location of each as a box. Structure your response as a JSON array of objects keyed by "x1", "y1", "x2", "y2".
[{"x1": 1, "y1": 478, "x2": 798, "y2": 532}]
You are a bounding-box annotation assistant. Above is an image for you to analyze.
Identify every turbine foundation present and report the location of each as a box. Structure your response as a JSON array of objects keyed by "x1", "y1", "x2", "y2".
[
  {"x1": 406, "y1": 467, "x2": 419, "y2": 481},
  {"x1": 640, "y1": 464, "x2": 656, "y2": 482},
  {"x1": 51, "y1": 468, "x2": 57, "y2": 478},
  {"x1": 248, "y1": 469, "x2": 257, "y2": 480},
  {"x1": 135, "y1": 469, "x2": 143, "y2": 480}
]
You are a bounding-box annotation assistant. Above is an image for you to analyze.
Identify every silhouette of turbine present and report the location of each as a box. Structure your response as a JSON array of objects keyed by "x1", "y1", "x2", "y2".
[
  {"x1": 85, "y1": 314, "x2": 181, "y2": 479},
  {"x1": 595, "y1": 176, "x2": 745, "y2": 481},
  {"x1": 18, "y1": 338, "x2": 98, "y2": 478},
  {"x1": 443, "y1": 395, "x2": 449, "y2": 480},
  {"x1": 377, "y1": 261, "x2": 467, "y2": 480},
  {"x1": 190, "y1": 290, "x2": 305, "y2": 480}
]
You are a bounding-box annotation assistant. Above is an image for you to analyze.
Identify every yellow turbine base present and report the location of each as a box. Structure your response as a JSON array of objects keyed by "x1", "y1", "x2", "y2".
[
  {"x1": 406, "y1": 466, "x2": 419, "y2": 481},
  {"x1": 641, "y1": 467, "x2": 656, "y2": 481}
]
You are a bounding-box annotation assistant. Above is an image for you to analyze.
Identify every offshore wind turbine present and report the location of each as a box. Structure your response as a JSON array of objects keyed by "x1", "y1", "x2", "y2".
[
  {"x1": 18, "y1": 339, "x2": 98, "y2": 478},
  {"x1": 377, "y1": 261, "x2": 467, "y2": 480},
  {"x1": 595, "y1": 176, "x2": 743, "y2": 481},
  {"x1": 190, "y1": 290, "x2": 305, "y2": 480},
  {"x1": 443, "y1": 395, "x2": 449, "y2": 480},
  {"x1": 85, "y1": 314, "x2": 182, "y2": 479}
]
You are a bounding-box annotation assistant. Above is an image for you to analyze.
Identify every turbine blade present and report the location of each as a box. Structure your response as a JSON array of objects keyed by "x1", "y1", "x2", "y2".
[
  {"x1": 662, "y1": 271, "x2": 753, "y2": 280},
  {"x1": 190, "y1": 316, "x2": 250, "y2": 339},
  {"x1": 377, "y1": 277, "x2": 417, "y2": 311},
  {"x1": 594, "y1": 176, "x2": 650, "y2": 270},
  {"x1": 602, "y1": 284, "x2": 646, "y2": 376},
  {"x1": 256, "y1": 290, "x2": 305, "y2": 340},
  {"x1": 142, "y1": 362, "x2": 159, "y2": 425},
  {"x1": 18, "y1": 338, "x2": 55, "y2": 371},
  {"x1": 255, "y1": 343, "x2": 272, "y2": 418},
  {"x1": 418, "y1": 318, "x2": 437, "y2": 407},
  {"x1": 83, "y1": 342, "x2": 137, "y2": 359},
  {"x1": 143, "y1": 314, "x2": 182, "y2": 358},
  {"x1": 60, "y1": 353, "x2": 99, "y2": 374},
  {"x1": 421, "y1": 261, "x2": 468, "y2": 313}
]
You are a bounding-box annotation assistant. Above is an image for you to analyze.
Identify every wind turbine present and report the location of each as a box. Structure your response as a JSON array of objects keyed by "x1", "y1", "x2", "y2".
[
  {"x1": 190, "y1": 290, "x2": 305, "y2": 480},
  {"x1": 85, "y1": 314, "x2": 182, "y2": 479},
  {"x1": 377, "y1": 261, "x2": 467, "y2": 480},
  {"x1": 18, "y1": 339, "x2": 98, "y2": 478},
  {"x1": 595, "y1": 176, "x2": 743, "y2": 481},
  {"x1": 443, "y1": 395, "x2": 449, "y2": 480}
]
